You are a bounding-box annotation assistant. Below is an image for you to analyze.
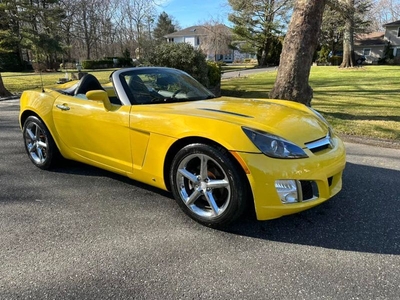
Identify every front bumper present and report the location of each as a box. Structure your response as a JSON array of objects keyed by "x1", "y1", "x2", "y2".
[{"x1": 237, "y1": 137, "x2": 346, "y2": 220}]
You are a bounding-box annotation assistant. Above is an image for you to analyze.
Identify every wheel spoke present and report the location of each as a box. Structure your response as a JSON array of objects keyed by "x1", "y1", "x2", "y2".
[
  {"x1": 199, "y1": 155, "x2": 208, "y2": 179},
  {"x1": 204, "y1": 191, "x2": 219, "y2": 216},
  {"x1": 34, "y1": 125, "x2": 40, "y2": 138},
  {"x1": 186, "y1": 189, "x2": 202, "y2": 206},
  {"x1": 178, "y1": 168, "x2": 199, "y2": 184},
  {"x1": 37, "y1": 141, "x2": 47, "y2": 148},
  {"x1": 36, "y1": 147, "x2": 44, "y2": 162},
  {"x1": 207, "y1": 179, "x2": 229, "y2": 190},
  {"x1": 27, "y1": 143, "x2": 36, "y2": 153},
  {"x1": 26, "y1": 128, "x2": 36, "y2": 141}
]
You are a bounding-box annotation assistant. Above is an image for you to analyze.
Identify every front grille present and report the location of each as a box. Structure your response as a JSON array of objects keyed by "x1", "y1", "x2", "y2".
[{"x1": 305, "y1": 134, "x2": 333, "y2": 154}]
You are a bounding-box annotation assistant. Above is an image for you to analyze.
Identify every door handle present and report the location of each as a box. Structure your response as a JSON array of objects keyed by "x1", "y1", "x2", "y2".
[{"x1": 56, "y1": 104, "x2": 70, "y2": 111}]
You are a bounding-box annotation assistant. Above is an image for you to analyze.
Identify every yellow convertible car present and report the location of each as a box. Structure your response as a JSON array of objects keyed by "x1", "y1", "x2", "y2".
[{"x1": 19, "y1": 67, "x2": 346, "y2": 227}]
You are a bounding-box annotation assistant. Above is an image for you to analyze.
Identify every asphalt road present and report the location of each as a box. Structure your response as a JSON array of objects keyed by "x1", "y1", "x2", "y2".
[
  {"x1": 1, "y1": 99, "x2": 399, "y2": 299},
  {"x1": 222, "y1": 67, "x2": 277, "y2": 79}
]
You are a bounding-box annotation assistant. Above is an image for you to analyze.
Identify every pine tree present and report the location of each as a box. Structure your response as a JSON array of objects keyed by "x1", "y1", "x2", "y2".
[
  {"x1": 228, "y1": 0, "x2": 292, "y2": 66},
  {"x1": 153, "y1": 11, "x2": 176, "y2": 42}
]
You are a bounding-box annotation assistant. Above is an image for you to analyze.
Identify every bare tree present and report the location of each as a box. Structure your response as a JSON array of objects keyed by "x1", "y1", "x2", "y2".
[
  {"x1": 269, "y1": 0, "x2": 327, "y2": 106},
  {"x1": 368, "y1": 0, "x2": 400, "y2": 30},
  {"x1": 200, "y1": 21, "x2": 233, "y2": 61},
  {"x1": 119, "y1": 0, "x2": 156, "y2": 58}
]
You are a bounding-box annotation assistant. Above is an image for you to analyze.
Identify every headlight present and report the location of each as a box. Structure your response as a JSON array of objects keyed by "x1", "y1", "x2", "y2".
[{"x1": 242, "y1": 127, "x2": 308, "y2": 159}]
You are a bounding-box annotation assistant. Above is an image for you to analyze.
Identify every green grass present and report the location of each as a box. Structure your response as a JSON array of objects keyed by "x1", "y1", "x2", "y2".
[
  {"x1": 2, "y1": 65, "x2": 400, "y2": 141},
  {"x1": 222, "y1": 65, "x2": 400, "y2": 141}
]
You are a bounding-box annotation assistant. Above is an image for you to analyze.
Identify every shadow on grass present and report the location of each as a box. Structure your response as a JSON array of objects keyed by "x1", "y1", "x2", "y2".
[{"x1": 323, "y1": 111, "x2": 400, "y2": 122}]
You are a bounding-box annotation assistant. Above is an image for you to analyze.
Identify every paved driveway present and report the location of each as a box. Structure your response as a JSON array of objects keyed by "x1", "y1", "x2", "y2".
[
  {"x1": 1, "y1": 99, "x2": 399, "y2": 299},
  {"x1": 222, "y1": 67, "x2": 277, "y2": 79}
]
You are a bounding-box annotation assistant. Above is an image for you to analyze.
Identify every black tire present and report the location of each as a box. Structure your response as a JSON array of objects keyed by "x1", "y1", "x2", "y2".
[
  {"x1": 22, "y1": 116, "x2": 59, "y2": 170},
  {"x1": 170, "y1": 143, "x2": 249, "y2": 227}
]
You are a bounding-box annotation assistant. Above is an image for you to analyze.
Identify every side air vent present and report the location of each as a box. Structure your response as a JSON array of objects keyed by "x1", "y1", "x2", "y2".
[{"x1": 198, "y1": 108, "x2": 253, "y2": 118}]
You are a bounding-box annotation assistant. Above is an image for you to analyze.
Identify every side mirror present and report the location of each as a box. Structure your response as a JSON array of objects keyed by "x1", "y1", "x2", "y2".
[{"x1": 86, "y1": 90, "x2": 112, "y2": 110}]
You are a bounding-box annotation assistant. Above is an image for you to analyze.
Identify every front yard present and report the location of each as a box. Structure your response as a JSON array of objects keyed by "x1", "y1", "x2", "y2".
[{"x1": 2, "y1": 65, "x2": 399, "y2": 141}]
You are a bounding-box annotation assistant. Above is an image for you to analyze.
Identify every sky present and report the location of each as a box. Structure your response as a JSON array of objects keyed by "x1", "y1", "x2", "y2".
[{"x1": 157, "y1": 0, "x2": 232, "y2": 29}]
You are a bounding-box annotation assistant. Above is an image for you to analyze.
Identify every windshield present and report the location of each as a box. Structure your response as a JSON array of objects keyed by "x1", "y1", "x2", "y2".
[{"x1": 119, "y1": 68, "x2": 215, "y2": 105}]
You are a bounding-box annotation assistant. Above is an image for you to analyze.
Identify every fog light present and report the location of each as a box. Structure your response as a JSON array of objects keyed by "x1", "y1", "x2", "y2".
[{"x1": 275, "y1": 180, "x2": 300, "y2": 204}]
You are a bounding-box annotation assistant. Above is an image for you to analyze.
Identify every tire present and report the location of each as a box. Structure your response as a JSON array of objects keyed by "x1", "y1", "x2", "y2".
[
  {"x1": 170, "y1": 143, "x2": 249, "y2": 227},
  {"x1": 23, "y1": 116, "x2": 58, "y2": 170}
]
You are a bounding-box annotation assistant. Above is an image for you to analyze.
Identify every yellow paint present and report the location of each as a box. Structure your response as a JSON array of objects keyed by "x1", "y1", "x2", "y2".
[{"x1": 20, "y1": 89, "x2": 346, "y2": 220}]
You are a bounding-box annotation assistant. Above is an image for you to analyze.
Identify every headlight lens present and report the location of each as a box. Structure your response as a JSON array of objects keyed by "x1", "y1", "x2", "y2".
[{"x1": 242, "y1": 127, "x2": 308, "y2": 159}]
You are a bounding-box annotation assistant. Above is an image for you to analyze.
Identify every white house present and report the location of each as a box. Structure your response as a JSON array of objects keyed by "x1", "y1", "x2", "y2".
[{"x1": 164, "y1": 25, "x2": 255, "y2": 63}]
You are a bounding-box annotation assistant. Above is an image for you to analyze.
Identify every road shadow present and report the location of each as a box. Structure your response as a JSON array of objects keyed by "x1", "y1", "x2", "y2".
[
  {"x1": 50, "y1": 159, "x2": 400, "y2": 255},
  {"x1": 7, "y1": 136, "x2": 399, "y2": 256},
  {"x1": 224, "y1": 162, "x2": 400, "y2": 255}
]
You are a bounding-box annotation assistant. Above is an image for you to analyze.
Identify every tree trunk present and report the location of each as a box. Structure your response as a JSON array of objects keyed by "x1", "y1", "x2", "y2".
[
  {"x1": 0, "y1": 74, "x2": 12, "y2": 98},
  {"x1": 259, "y1": 37, "x2": 272, "y2": 66},
  {"x1": 269, "y1": 0, "x2": 327, "y2": 106},
  {"x1": 339, "y1": 0, "x2": 355, "y2": 68}
]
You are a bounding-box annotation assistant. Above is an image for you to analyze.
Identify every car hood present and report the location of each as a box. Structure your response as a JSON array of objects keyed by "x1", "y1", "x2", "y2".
[{"x1": 131, "y1": 97, "x2": 330, "y2": 147}]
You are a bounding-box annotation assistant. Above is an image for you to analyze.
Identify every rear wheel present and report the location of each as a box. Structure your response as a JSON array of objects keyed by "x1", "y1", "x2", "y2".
[
  {"x1": 170, "y1": 143, "x2": 249, "y2": 227},
  {"x1": 23, "y1": 116, "x2": 58, "y2": 170}
]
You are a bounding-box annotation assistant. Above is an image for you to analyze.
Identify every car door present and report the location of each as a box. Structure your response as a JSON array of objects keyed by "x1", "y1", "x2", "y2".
[{"x1": 52, "y1": 94, "x2": 132, "y2": 174}]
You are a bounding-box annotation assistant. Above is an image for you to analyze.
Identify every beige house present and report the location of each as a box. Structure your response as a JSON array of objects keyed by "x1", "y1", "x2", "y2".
[
  {"x1": 354, "y1": 20, "x2": 400, "y2": 64},
  {"x1": 354, "y1": 32, "x2": 385, "y2": 63}
]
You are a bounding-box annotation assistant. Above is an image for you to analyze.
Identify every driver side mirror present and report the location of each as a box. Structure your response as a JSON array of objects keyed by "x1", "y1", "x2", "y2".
[{"x1": 86, "y1": 90, "x2": 112, "y2": 110}]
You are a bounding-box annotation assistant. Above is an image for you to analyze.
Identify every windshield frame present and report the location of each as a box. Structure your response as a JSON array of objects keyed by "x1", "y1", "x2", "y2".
[{"x1": 111, "y1": 67, "x2": 215, "y2": 106}]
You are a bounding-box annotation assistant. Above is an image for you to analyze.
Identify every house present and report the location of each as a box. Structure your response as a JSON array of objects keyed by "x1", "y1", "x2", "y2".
[
  {"x1": 354, "y1": 32, "x2": 385, "y2": 63},
  {"x1": 164, "y1": 25, "x2": 234, "y2": 62},
  {"x1": 164, "y1": 25, "x2": 255, "y2": 63},
  {"x1": 354, "y1": 20, "x2": 400, "y2": 64}
]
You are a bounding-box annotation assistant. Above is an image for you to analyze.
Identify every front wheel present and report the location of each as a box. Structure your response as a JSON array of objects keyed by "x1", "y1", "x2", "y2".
[
  {"x1": 170, "y1": 143, "x2": 249, "y2": 227},
  {"x1": 23, "y1": 116, "x2": 58, "y2": 170}
]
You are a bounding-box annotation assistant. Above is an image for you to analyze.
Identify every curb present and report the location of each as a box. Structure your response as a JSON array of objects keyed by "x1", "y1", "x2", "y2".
[
  {"x1": 0, "y1": 95, "x2": 20, "y2": 101},
  {"x1": 340, "y1": 134, "x2": 400, "y2": 150}
]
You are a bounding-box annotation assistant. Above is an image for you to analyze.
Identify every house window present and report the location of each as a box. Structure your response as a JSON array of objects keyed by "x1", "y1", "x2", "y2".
[
  {"x1": 197, "y1": 37, "x2": 200, "y2": 45},
  {"x1": 363, "y1": 48, "x2": 371, "y2": 56},
  {"x1": 398, "y1": 27, "x2": 400, "y2": 37}
]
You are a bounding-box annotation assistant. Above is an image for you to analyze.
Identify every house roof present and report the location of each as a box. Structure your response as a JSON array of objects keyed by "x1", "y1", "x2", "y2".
[
  {"x1": 383, "y1": 20, "x2": 400, "y2": 27},
  {"x1": 164, "y1": 24, "x2": 231, "y2": 38},
  {"x1": 354, "y1": 32, "x2": 385, "y2": 46}
]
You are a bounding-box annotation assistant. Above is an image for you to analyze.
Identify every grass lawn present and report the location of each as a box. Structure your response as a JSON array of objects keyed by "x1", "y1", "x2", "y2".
[
  {"x1": 222, "y1": 65, "x2": 400, "y2": 141},
  {"x1": 2, "y1": 65, "x2": 399, "y2": 141}
]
